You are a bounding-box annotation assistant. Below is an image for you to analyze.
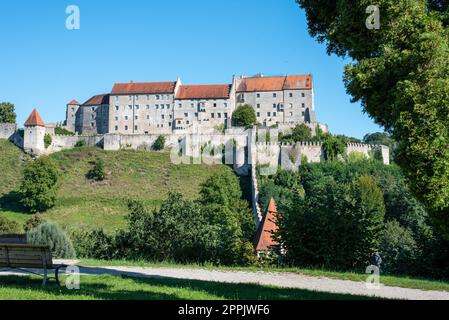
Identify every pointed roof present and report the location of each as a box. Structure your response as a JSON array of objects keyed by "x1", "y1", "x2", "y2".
[
  {"x1": 254, "y1": 198, "x2": 280, "y2": 252},
  {"x1": 24, "y1": 109, "x2": 45, "y2": 127},
  {"x1": 67, "y1": 99, "x2": 80, "y2": 105}
]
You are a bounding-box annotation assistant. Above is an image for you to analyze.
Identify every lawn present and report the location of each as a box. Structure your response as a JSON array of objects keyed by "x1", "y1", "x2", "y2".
[
  {"x1": 0, "y1": 141, "x2": 232, "y2": 231},
  {"x1": 79, "y1": 259, "x2": 449, "y2": 293},
  {"x1": 0, "y1": 274, "x2": 371, "y2": 300}
]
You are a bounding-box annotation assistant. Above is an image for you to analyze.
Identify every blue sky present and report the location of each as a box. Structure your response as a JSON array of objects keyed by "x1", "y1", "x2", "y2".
[{"x1": 0, "y1": 0, "x2": 382, "y2": 139}]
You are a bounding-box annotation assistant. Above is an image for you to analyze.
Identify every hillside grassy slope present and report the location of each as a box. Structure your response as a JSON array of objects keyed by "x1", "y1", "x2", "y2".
[{"x1": 0, "y1": 140, "x2": 231, "y2": 231}]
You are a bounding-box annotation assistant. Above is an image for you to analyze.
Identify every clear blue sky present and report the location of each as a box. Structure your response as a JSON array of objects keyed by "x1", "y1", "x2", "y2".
[{"x1": 0, "y1": 0, "x2": 382, "y2": 139}]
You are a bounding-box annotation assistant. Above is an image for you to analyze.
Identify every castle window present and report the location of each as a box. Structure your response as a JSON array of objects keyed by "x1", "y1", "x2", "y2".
[
  {"x1": 213, "y1": 103, "x2": 217, "y2": 108},
  {"x1": 273, "y1": 93, "x2": 277, "y2": 98},
  {"x1": 289, "y1": 93, "x2": 293, "y2": 98},
  {"x1": 135, "y1": 116, "x2": 138, "y2": 120},
  {"x1": 184, "y1": 113, "x2": 188, "y2": 117},
  {"x1": 115, "y1": 106, "x2": 119, "y2": 111},
  {"x1": 224, "y1": 113, "x2": 228, "y2": 118},
  {"x1": 136, "y1": 96, "x2": 139, "y2": 101},
  {"x1": 146, "y1": 105, "x2": 150, "y2": 109},
  {"x1": 224, "y1": 103, "x2": 227, "y2": 108},
  {"x1": 302, "y1": 111, "x2": 305, "y2": 116},
  {"x1": 302, "y1": 93, "x2": 305, "y2": 97},
  {"x1": 125, "y1": 125, "x2": 129, "y2": 131},
  {"x1": 146, "y1": 95, "x2": 150, "y2": 100},
  {"x1": 91, "y1": 122, "x2": 95, "y2": 127},
  {"x1": 178, "y1": 104, "x2": 182, "y2": 108},
  {"x1": 218, "y1": 113, "x2": 221, "y2": 118},
  {"x1": 115, "y1": 126, "x2": 118, "y2": 131},
  {"x1": 156, "y1": 95, "x2": 160, "y2": 100},
  {"x1": 257, "y1": 93, "x2": 260, "y2": 98},
  {"x1": 170, "y1": 115, "x2": 172, "y2": 119},
  {"x1": 161, "y1": 105, "x2": 165, "y2": 109},
  {"x1": 115, "y1": 96, "x2": 119, "y2": 101},
  {"x1": 290, "y1": 112, "x2": 293, "y2": 116},
  {"x1": 169, "y1": 122, "x2": 172, "y2": 127},
  {"x1": 273, "y1": 104, "x2": 276, "y2": 109},
  {"x1": 135, "y1": 126, "x2": 138, "y2": 131},
  {"x1": 147, "y1": 115, "x2": 150, "y2": 120},
  {"x1": 191, "y1": 103, "x2": 194, "y2": 108},
  {"x1": 162, "y1": 115, "x2": 165, "y2": 120},
  {"x1": 257, "y1": 112, "x2": 260, "y2": 117},
  {"x1": 273, "y1": 112, "x2": 277, "y2": 117},
  {"x1": 211, "y1": 113, "x2": 215, "y2": 118},
  {"x1": 156, "y1": 104, "x2": 159, "y2": 109},
  {"x1": 186, "y1": 121, "x2": 190, "y2": 125},
  {"x1": 135, "y1": 105, "x2": 139, "y2": 110},
  {"x1": 115, "y1": 117, "x2": 118, "y2": 121},
  {"x1": 257, "y1": 104, "x2": 260, "y2": 109},
  {"x1": 166, "y1": 104, "x2": 170, "y2": 109},
  {"x1": 302, "y1": 103, "x2": 305, "y2": 108},
  {"x1": 267, "y1": 112, "x2": 271, "y2": 117},
  {"x1": 128, "y1": 105, "x2": 132, "y2": 110}
]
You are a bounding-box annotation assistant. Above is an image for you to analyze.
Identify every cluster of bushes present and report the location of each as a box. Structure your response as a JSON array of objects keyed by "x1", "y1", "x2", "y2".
[
  {"x1": 259, "y1": 159, "x2": 449, "y2": 279},
  {"x1": 71, "y1": 170, "x2": 256, "y2": 266},
  {"x1": 54, "y1": 127, "x2": 75, "y2": 136}
]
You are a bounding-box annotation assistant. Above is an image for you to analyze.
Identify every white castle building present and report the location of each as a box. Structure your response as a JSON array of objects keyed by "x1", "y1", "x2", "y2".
[{"x1": 65, "y1": 74, "x2": 319, "y2": 135}]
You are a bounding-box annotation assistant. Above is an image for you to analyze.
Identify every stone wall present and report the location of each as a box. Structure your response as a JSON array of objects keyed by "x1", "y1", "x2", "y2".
[
  {"x1": 47, "y1": 134, "x2": 105, "y2": 153},
  {"x1": 0, "y1": 123, "x2": 17, "y2": 140}
]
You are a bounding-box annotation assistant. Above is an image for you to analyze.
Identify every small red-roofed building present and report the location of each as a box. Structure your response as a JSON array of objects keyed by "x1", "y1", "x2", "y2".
[
  {"x1": 24, "y1": 109, "x2": 47, "y2": 155},
  {"x1": 254, "y1": 198, "x2": 281, "y2": 257}
]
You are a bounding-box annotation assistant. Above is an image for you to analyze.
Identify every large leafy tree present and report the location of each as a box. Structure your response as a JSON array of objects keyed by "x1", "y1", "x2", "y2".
[
  {"x1": 296, "y1": 0, "x2": 449, "y2": 235},
  {"x1": 0, "y1": 102, "x2": 16, "y2": 123},
  {"x1": 232, "y1": 104, "x2": 257, "y2": 129}
]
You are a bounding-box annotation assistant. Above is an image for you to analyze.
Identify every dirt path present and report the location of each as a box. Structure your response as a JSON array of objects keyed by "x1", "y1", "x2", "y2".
[{"x1": 4, "y1": 265, "x2": 448, "y2": 300}]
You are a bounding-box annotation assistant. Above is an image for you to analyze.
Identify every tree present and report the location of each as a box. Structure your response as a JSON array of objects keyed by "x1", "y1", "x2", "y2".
[
  {"x1": 153, "y1": 135, "x2": 166, "y2": 151},
  {"x1": 19, "y1": 157, "x2": 59, "y2": 213},
  {"x1": 280, "y1": 123, "x2": 313, "y2": 143},
  {"x1": 322, "y1": 135, "x2": 346, "y2": 161},
  {"x1": 0, "y1": 102, "x2": 16, "y2": 123},
  {"x1": 44, "y1": 134, "x2": 52, "y2": 149},
  {"x1": 296, "y1": 0, "x2": 449, "y2": 236},
  {"x1": 232, "y1": 104, "x2": 257, "y2": 129},
  {"x1": 87, "y1": 157, "x2": 106, "y2": 181}
]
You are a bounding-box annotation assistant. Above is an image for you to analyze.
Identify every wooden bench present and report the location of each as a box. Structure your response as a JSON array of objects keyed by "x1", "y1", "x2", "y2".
[{"x1": 0, "y1": 244, "x2": 67, "y2": 286}]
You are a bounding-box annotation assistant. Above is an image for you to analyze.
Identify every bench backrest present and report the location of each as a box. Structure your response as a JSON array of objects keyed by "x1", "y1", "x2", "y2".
[
  {"x1": 0, "y1": 234, "x2": 27, "y2": 244},
  {"x1": 0, "y1": 244, "x2": 53, "y2": 269}
]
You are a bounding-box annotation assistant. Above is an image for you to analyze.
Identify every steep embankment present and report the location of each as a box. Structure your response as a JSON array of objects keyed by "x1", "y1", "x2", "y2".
[{"x1": 0, "y1": 141, "x2": 230, "y2": 231}]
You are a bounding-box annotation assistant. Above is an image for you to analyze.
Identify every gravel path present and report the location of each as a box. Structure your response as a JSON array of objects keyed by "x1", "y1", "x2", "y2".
[{"x1": 3, "y1": 265, "x2": 449, "y2": 300}]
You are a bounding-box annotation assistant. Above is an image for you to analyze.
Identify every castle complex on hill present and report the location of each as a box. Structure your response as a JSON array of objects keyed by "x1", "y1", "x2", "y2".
[{"x1": 65, "y1": 74, "x2": 319, "y2": 135}]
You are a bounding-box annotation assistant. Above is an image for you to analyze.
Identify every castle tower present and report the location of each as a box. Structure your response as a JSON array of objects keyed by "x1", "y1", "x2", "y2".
[
  {"x1": 66, "y1": 99, "x2": 80, "y2": 132},
  {"x1": 24, "y1": 109, "x2": 46, "y2": 155}
]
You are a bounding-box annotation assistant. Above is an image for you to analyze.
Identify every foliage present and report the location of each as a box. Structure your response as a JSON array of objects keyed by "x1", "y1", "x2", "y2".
[
  {"x1": 70, "y1": 228, "x2": 115, "y2": 260},
  {"x1": 23, "y1": 214, "x2": 46, "y2": 232},
  {"x1": 232, "y1": 104, "x2": 257, "y2": 129},
  {"x1": 0, "y1": 216, "x2": 21, "y2": 235},
  {"x1": 380, "y1": 220, "x2": 418, "y2": 275},
  {"x1": 54, "y1": 127, "x2": 75, "y2": 136},
  {"x1": 322, "y1": 135, "x2": 346, "y2": 161},
  {"x1": 152, "y1": 135, "x2": 166, "y2": 151},
  {"x1": 279, "y1": 124, "x2": 313, "y2": 143},
  {"x1": 277, "y1": 175, "x2": 385, "y2": 269},
  {"x1": 75, "y1": 140, "x2": 86, "y2": 148},
  {"x1": 27, "y1": 222, "x2": 76, "y2": 258},
  {"x1": 44, "y1": 134, "x2": 52, "y2": 149},
  {"x1": 296, "y1": 0, "x2": 449, "y2": 236},
  {"x1": 363, "y1": 132, "x2": 398, "y2": 161},
  {"x1": 86, "y1": 157, "x2": 106, "y2": 181},
  {"x1": 19, "y1": 157, "x2": 59, "y2": 213},
  {"x1": 0, "y1": 102, "x2": 16, "y2": 123}
]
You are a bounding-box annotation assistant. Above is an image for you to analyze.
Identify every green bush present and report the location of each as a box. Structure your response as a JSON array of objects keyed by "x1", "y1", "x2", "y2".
[
  {"x1": 87, "y1": 157, "x2": 106, "y2": 181},
  {"x1": 0, "y1": 216, "x2": 21, "y2": 235},
  {"x1": 152, "y1": 135, "x2": 166, "y2": 151},
  {"x1": 70, "y1": 228, "x2": 115, "y2": 260},
  {"x1": 44, "y1": 134, "x2": 52, "y2": 149},
  {"x1": 279, "y1": 124, "x2": 313, "y2": 143},
  {"x1": 23, "y1": 214, "x2": 46, "y2": 232},
  {"x1": 322, "y1": 135, "x2": 346, "y2": 161},
  {"x1": 19, "y1": 157, "x2": 59, "y2": 213},
  {"x1": 232, "y1": 105, "x2": 257, "y2": 129},
  {"x1": 54, "y1": 127, "x2": 75, "y2": 136},
  {"x1": 75, "y1": 140, "x2": 86, "y2": 148},
  {"x1": 27, "y1": 222, "x2": 76, "y2": 259},
  {"x1": 0, "y1": 102, "x2": 17, "y2": 123},
  {"x1": 380, "y1": 220, "x2": 418, "y2": 275}
]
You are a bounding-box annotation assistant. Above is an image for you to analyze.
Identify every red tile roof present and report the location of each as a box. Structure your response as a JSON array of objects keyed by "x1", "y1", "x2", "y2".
[
  {"x1": 254, "y1": 198, "x2": 280, "y2": 252},
  {"x1": 237, "y1": 75, "x2": 313, "y2": 92},
  {"x1": 24, "y1": 109, "x2": 45, "y2": 127},
  {"x1": 176, "y1": 84, "x2": 231, "y2": 100},
  {"x1": 112, "y1": 82, "x2": 176, "y2": 95},
  {"x1": 82, "y1": 94, "x2": 110, "y2": 106},
  {"x1": 67, "y1": 99, "x2": 80, "y2": 105}
]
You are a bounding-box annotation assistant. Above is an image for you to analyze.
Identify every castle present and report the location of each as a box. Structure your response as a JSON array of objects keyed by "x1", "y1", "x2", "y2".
[{"x1": 65, "y1": 74, "x2": 319, "y2": 135}]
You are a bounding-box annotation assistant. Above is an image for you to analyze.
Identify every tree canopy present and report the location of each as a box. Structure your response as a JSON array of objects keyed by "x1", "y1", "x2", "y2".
[
  {"x1": 296, "y1": 0, "x2": 449, "y2": 235},
  {"x1": 232, "y1": 104, "x2": 257, "y2": 129},
  {"x1": 0, "y1": 102, "x2": 17, "y2": 123}
]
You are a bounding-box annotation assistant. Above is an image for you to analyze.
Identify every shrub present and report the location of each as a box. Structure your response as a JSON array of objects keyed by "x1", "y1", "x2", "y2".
[
  {"x1": 0, "y1": 102, "x2": 17, "y2": 123},
  {"x1": 75, "y1": 140, "x2": 86, "y2": 148},
  {"x1": 322, "y1": 135, "x2": 346, "y2": 161},
  {"x1": 232, "y1": 105, "x2": 257, "y2": 129},
  {"x1": 70, "y1": 228, "x2": 115, "y2": 260},
  {"x1": 380, "y1": 220, "x2": 418, "y2": 275},
  {"x1": 0, "y1": 216, "x2": 21, "y2": 235},
  {"x1": 19, "y1": 157, "x2": 59, "y2": 213},
  {"x1": 87, "y1": 157, "x2": 106, "y2": 181},
  {"x1": 280, "y1": 124, "x2": 313, "y2": 143},
  {"x1": 44, "y1": 134, "x2": 52, "y2": 149},
  {"x1": 23, "y1": 214, "x2": 46, "y2": 232},
  {"x1": 54, "y1": 127, "x2": 75, "y2": 136},
  {"x1": 27, "y1": 222, "x2": 76, "y2": 259},
  {"x1": 152, "y1": 135, "x2": 166, "y2": 151}
]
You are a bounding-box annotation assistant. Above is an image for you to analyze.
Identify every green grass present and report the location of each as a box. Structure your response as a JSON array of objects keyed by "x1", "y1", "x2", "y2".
[
  {"x1": 0, "y1": 275, "x2": 372, "y2": 300},
  {"x1": 0, "y1": 141, "x2": 231, "y2": 231},
  {"x1": 79, "y1": 259, "x2": 449, "y2": 293}
]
